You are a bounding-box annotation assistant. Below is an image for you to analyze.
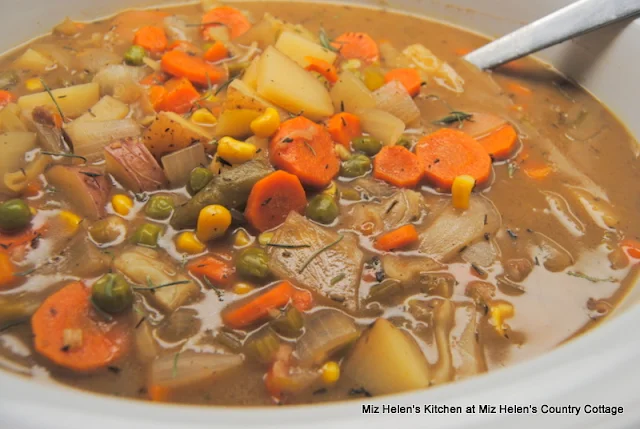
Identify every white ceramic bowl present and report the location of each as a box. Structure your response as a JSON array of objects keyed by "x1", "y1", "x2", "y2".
[{"x1": 1, "y1": 1, "x2": 639, "y2": 428}]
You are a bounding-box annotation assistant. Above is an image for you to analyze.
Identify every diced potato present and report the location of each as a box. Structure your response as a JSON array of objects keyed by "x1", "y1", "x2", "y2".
[
  {"x1": 224, "y1": 80, "x2": 287, "y2": 120},
  {"x1": 142, "y1": 111, "x2": 213, "y2": 158},
  {"x1": 45, "y1": 165, "x2": 112, "y2": 219},
  {"x1": 113, "y1": 247, "x2": 199, "y2": 312},
  {"x1": 235, "y1": 13, "x2": 283, "y2": 48},
  {"x1": 0, "y1": 132, "x2": 37, "y2": 194},
  {"x1": 242, "y1": 56, "x2": 260, "y2": 90},
  {"x1": 342, "y1": 318, "x2": 430, "y2": 395},
  {"x1": 76, "y1": 96, "x2": 129, "y2": 122},
  {"x1": 330, "y1": 71, "x2": 376, "y2": 113},
  {"x1": 275, "y1": 31, "x2": 336, "y2": 67},
  {"x1": 64, "y1": 118, "x2": 141, "y2": 159},
  {"x1": 105, "y1": 138, "x2": 168, "y2": 192},
  {"x1": 12, "y1": 48, "x2": 54, "y2": 72},
  {"x1": 18, "y1": 82, "x2": 100, "y2": 118},
  {"x1": 0, "y1": 104, "x2": 28, "y2": 132},
  {"x1": 214, "y1": 109, "x2": 262, "y2": 138},
  {"x1": 256, "y1": 46, "x2": 334, "y2": 121},
  {"x1": 355, "y1": 108, "x2": 405, "y2": 146}
]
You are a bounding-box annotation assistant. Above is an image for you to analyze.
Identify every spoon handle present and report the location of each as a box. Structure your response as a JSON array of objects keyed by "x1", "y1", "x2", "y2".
[{"x1": 464, "y1": 0, "x2": 640, "y2": 69}]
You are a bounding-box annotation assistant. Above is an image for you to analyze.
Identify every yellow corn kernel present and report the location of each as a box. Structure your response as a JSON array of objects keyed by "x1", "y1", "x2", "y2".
[
  {"x1": 250, "y1": 107, "x2": 281, "y2": 138},
  {"x1": 217, "y1": 137, "x2": 257, "y2": 165},
  {"x1": 59, "y1": 210, "x2": 82, "y2": 234},
  {"x1": 451, "y1": 175, "x2": 476, "y2": 210},
  {"x1": 321, "y1": 181, "x2": 337, "y2": 198},
  {"x1": 258, "y1": 231, "x2": 274, "y2": 246},
  {"x1": 197, "y1": 204, "x2": 232, "y2": 242},
  {"x1": 334, "y1": 144, "x2": 351, "y2": 161},
  {"x1": 233, "y1": 282, "x2": 254, "y2": 295},
  {"x1": 25, "y1": 78, "x2": 44, "y2": 92},
  {"x1": 175, "y1": 231, "x2": 207, "y2": 254},
  {"x1": 234, "y1": 229, "x2": 252, "y2": 247},
  {"x1": 490, "y1": 301, "x2": 515, "y2": 336},
  {"x1": 363, "y1": 68, "x2": 385, "y2": 91},
  {"x1": 321, "y1": 361, "x2": 340, "y2": 385},
  {"x1": 191, "y1": 108, "x2": 217, "y2": 126},
  {"x1": 112, "y1": 194, "x2": 133, "y2": 216}
]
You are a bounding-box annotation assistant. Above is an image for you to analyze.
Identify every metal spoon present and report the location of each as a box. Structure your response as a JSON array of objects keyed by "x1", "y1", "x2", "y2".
[{"x1": 464, "y1": 0, "x2": 640, "y2": 69}]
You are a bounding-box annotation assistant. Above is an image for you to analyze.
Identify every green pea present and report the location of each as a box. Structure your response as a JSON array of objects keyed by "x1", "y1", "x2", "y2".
[
  {"x1": 305, "y1": 194, "x2": 339, "y2": 224},
  {"x1": 351, "y1": 136, "x2": 382, "y2": 156},
  {"x1": 89, "y1": 216, "x2": 127, "y2": 244},
  {"x1": 145, "y1": 195, "x2": 174, "y2": 220},
  {"x1": 124, "y1": 45, "x2": 146, "y2": 66},
  {"x1": 236, "y1": 247, "x2": 269, "y2": 279},
  {"x1": 187, "y1": 167, "x2": 214, "y2": 195},
  {"x1": 340, "y1": 154, "x2": 371, "y2": 178},
  {"x1": 92, "y1": 273, "x2": 133, "y2": 314},
  {"x1": 0, "y1": 199, "x2": 32, "y2": 232},
  {"x1": 131, "y1": 223, "x2": 163, "y2": 247},
  {"x1": 396, "y1": 137, "x2": 413, "y2": 150}
]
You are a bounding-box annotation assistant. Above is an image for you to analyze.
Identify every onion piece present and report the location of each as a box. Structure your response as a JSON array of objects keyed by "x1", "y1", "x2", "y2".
[
  {"x1": 149, "y1": 351, "x2": 243, "y2": 392},
  {"x1": 135, "y1": 320, "x2": 158, "y2": 364},
  {"x1": 93, "y1": 65, "x2": 147, "y2": 104},
  {"x1": 418, "y1": 196, "x2": 501, "y2": 262},
  {"x1": 163, "y1": 16, "x2": 198, "y2": 43},
  {"x1": 0, "y1": 103, "x2": 28, "y2": 132},
  {"x1": 105, "y1": 138, "x2": 168, "y2": 192},
  {"x1": 454, "y1": 303, "x2": 486, "y2": 379},
  {"x1": 460, "y1": 240, "x2": 499, "y2": 268},
  {"x1": 295, "y1": 310, "x2": 359, "y2": 366},
  {"x1": 402, "y1": 44, "x2": 464, "y2": 93},
  {"x1": 373, "y1": 81, "x2": 420, "y2": 125},
  {"x1": 64, "y1": 118, "x2": 140, "y2": 159},
  {"x1": 330, "y1": 71, "x2": 376, "y2": 113},
  {"x1": 355, "y1": 107, "x2": 405, "y2": 146},
  {"x1": 0, "y1": 132, "x2": 38, "y2": 194},
  {"x1": 4, "y1": 154, "x2": 49, "y2": 193},
  {"x1": 161, "y1": 143, "x2": 207, "y2": 187}
]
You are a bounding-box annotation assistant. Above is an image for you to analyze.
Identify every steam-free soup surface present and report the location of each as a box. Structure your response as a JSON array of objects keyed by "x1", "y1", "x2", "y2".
[{"x1": 0, "y1": 0, "x2": 638, "y2": 406}]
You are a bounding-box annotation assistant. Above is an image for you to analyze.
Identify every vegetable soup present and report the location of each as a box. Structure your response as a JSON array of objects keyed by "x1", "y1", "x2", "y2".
[{"x1": 0, "y1": 0, "x2": 638, "y2": 406}]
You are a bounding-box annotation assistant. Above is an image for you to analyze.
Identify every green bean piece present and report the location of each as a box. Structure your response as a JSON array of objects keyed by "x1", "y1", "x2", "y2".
[
  {"x1": 340, "y1": 154, "x2": 371, "y2": 178},
  {"x1": 305, "y1": 194, "x2": 339, "y2": 224},
  {"x1": 351, "y1": 136, "x2": 382, "y2": 156},
  {"x1": 89, "y1": 216, "x2": 127, "y2": 244},
  {"x1": 144, "y1": 195, "x2": 174, "y2": 220},
  {"x1": 0, "y1": 199, "x2": 32, "y2": 232},
  {"x1": 131, "y1": 223, "x2": 163, "y2": 247},
  {"x1": 91, "y1": 273, "x2": 133, "y2": 314},
  {"x1": 124, "y1": 45, "x2": 146, "y2": 66},
  {"x1": 270, "y1": 306, "x2": 304, "y2": 337},
  {"x1": 188, "y1": 167, "x2": 214, "y2": 196},
  {"x1": 236, "y1": 247, "x2": 270, "y2": 279},
  {"x1": 244, "y1": 328, "x2": 280, "y2": 363}
]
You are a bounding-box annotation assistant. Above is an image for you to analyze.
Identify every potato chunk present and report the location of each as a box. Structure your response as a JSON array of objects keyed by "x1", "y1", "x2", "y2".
[
  {"x1": 274, "y1": 31, "x2": 336, "y2": 67},
  {"x1": 256, "y1": 46, "x2": 334, "y2": 121},
  {"x1": 18, "y1": 83, "x2": 100, "y2": 118},
  {"x1": 142, "y1": 111, "x2": 213, "y2": 158},
  {"x1": 343, "y1": 318, "x2": 430, "y2": 395}
]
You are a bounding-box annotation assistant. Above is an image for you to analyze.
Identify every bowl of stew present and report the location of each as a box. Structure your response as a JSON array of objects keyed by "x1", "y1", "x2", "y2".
[{"x1": 1, "y1": 0, "x2": 639, "y2": 427}]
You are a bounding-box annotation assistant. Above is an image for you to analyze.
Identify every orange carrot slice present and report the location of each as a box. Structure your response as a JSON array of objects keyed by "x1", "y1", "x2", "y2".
[
  {"x1": 331, "y1": 32, "x2": 379, "y2": 63},
  {"x1": 0, "y1": 252, "x2": 17, "y2": 289},
  {"x1": 269, "y1": 116, "x2": 340, "y2": 188},
  {"x1": 31, "y1": 282, "x2": 130, "y2": 371},
  {"x1": 373, "y1": 145, "x2": 424, "y2": 188},
  {"x1": 187, "y1": 255, "x2": 235, "y2": 286},
  {"x1": 202, "y1": 6, "x2": 251, "y2": 40},
  {"x1": 161, "y1": 50, "x2": 227, "y2": 86},
  {"x1": 204, "y1": 41, "x2": 230, "y2": 63},
  {"x1": 305, "y1": 57, "x2": 338, "y2": 83},
  {"x1": 478, "y1": 124, "x2": 519, "y2": 160},
  {"x1": 326, "y1": 112, "x2": 361, "y2": 147},
  {"x1": 244, "y1": 170, "x2": 307, "y2": 232},
  {"x1": 0, "y1": 90, "x2": 16, "y2": 107},
  {"x1": 133, "y1": 26, "x2": 168, "y2": 53},
  {"x1": 156, "y1": 78, "x2": 199, "y2": 114},
  {"x1": 222, "y1": 281, "x2": 294, "y2": 328},
  {"x1": 374, "y1": 224, "x2": 419, "y2": 251},
  {"x1": 384, "y1": 68, "x2": 422, "y2": 97},
  {"x1": 416, "y1": 128, "x2": 492, "y2": 191}
]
